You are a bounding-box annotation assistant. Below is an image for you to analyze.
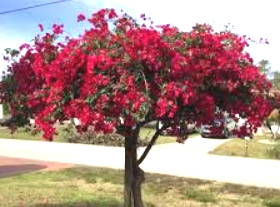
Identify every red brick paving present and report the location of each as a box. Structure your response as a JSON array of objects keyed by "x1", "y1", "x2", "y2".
[{"x1": 0, "y1": 156, "x2": 73, "y2": 177}]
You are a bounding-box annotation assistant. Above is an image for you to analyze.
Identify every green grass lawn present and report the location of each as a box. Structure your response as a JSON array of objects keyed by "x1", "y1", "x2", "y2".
[
  {"x1": 210, "y1": 134, "x2": 280, "y2": 160},
  {"x1": 0, "y1": 127, "x2": 67, "y2": 142},
  {"x1": 0, "y1": 126, "x2": 177, "y2": 145},
  {"x1": 0, "y1": 166, "x2": 279, "y2": 207}
]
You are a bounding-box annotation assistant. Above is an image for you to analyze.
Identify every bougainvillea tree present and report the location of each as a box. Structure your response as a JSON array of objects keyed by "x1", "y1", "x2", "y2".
[{"x1": 0, "y1": 9, "x2": 273, "y2": 207}]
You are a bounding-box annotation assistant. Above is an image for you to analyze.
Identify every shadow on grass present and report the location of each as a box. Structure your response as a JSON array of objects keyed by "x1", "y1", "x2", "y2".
[
  {"x1": 0, "y1": 164, "x2": 46, "y2": 178},
  {"x1": 32, "y1": 197, "x2": 123, "y2": 207},
  {"x1": 32, "y1": 200, "x2": 156, "y2": 207}
]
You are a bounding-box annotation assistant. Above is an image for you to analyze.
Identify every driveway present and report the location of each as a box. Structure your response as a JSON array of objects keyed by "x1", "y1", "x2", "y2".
[
  {"x1": 0, "y1": 156, "x2": 73, "y2": 177},
  {"x1": 0, "y1": 137, "x2": 280, "y2": 189}
]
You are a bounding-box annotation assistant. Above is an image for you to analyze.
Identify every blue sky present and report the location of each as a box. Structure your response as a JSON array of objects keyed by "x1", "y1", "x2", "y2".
[
  {"x1": 0, "y1": 0, "x2": 279, "y2": 72},
  {"x1": 0, "y1": 0, "x2": 98, "y2": 45}
]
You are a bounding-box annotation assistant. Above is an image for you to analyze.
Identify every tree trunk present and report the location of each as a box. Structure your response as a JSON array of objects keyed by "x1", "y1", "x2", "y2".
[{"x1": 124, "y1": 128, "x2": 145, "y2": 207}]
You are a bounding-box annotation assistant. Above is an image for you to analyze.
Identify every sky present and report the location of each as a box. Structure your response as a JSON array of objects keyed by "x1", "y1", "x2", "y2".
[{"x1": 0, "y1": 0, "x2": 279, "y2": 74}]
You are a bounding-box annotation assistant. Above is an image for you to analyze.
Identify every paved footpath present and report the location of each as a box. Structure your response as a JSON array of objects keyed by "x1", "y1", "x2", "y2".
[
  {"x1": 0, "y1": 156, "x2": 73, "y2": 177},
  {"x1": 0, "y1": 137, "x2": 280, "y2": 190}
]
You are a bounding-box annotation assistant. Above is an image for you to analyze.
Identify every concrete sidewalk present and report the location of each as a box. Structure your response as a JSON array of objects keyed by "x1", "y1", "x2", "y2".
[{"x1": 0, "y1": 138, "x2": 280, "y2": 190}]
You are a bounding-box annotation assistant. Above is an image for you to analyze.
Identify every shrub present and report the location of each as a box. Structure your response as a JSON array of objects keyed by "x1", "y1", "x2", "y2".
[
  {"x1": 61, "y1": 123, "x2": 149, "y2": 147},
  {"x1": 264, "y1": 199, "x2": 280, "y2": 207}
]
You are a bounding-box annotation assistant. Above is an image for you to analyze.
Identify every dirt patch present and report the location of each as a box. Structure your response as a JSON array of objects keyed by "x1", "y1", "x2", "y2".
[{"x1": 0, "y1": 156, "x2": 73, "y2": 177}]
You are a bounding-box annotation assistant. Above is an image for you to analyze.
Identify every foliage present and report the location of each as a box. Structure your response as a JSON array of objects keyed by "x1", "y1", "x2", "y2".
[
  {"x1": 271, "y1": 71, "x2": 280, "y2": 90},
  {"x1": 264, "y1": 199, "x2": 280, "y2": 207},
  {"x1": 2, "y1": 104, "x2": 9, "y2": 117},
  {"x1": 0, "y1": 9, "x2": 275, "y2": 206},
  {"x1": 0, "y1": 9, "x2": 273, "y2": 142},
  {"x1": 257, "y1": 60, "x2": 280, "y2": 140},
  {"x1": 258, "y1": 59, "x2": 271, "y2": 77}
]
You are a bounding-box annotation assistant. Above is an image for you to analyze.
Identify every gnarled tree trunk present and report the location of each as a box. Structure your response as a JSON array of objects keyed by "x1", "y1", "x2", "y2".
[{"x1": 124, "y1": 128, "x2": 145, "y2": 207}]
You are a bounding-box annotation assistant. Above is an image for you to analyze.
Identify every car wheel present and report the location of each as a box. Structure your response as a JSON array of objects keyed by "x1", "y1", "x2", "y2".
[{"x1": 201, "y1": 133, "x2": 210, "y2": 138}]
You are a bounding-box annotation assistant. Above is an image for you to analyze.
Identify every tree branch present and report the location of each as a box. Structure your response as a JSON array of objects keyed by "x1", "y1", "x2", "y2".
[
  {"x1": 139, "y1": 70, "x2": 149, "y2": 94},
  {"x1": 137, "y1": 122, "x2": 168, "y2": 165}
]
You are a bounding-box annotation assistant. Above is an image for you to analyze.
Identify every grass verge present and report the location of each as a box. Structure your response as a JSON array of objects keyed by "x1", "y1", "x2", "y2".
[
  {"x1": 0, "y1": 166, "x2": 280, "y2": 207},
  {"x1": 210, "y1": 134, "x2": 280, "y2": 160},
  {"x1": 0, "y1": 126, "x2": 176, "y2": 145}
]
